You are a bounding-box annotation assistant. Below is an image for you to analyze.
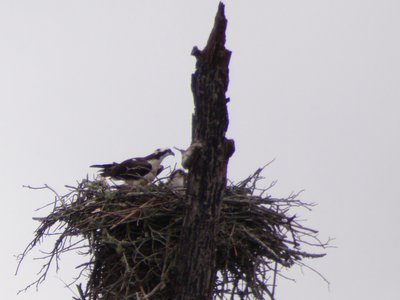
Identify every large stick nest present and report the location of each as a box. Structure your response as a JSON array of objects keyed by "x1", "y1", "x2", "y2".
[{"x1": 18, "y1": 169, "x2": 327, "y2": 299}]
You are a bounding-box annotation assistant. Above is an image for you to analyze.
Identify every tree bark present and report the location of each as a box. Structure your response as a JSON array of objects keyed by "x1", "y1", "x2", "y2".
[{"x1": 171, "y1": 3, "x2": 234, "y2": 300}]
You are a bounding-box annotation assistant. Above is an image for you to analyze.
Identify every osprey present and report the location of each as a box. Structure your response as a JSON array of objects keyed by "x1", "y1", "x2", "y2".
[
  {"x1": 167, "y1": 169, "x2": 187, "y2": 190},
  {"x1": 91, "y1": 148, "x2": 174, "y2": 187},
  {"x1": 174, "y1": 142, "x2": 203, "y2": 169}
]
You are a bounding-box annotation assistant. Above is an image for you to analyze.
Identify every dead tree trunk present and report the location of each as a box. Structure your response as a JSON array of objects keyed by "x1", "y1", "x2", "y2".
[{"x1": 170, "y1": 3, "x2": 234, "y2": 300}]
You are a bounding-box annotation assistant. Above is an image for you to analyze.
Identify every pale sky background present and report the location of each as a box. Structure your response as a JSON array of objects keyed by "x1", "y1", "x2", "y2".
[{"x1": 1, "y1": 1, "x2": 399, "y2": 299}]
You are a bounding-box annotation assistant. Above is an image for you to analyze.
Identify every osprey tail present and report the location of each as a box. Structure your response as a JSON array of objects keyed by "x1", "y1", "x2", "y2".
[{"x1": 90, "y1": 163, "x2": 118, "y2": 177}]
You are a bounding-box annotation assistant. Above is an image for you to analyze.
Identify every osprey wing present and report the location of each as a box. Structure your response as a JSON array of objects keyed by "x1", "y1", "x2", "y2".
[{"x1": 110, "y1": 158, "x2": 152, "y2": 180}]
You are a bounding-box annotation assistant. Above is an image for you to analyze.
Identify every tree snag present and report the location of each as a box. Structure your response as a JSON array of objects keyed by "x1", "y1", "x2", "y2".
[
  {"x1": 171, "y1": 3, "x2": 234, "y2": 300},
  {"x1": 17, "y1": 3, "x2": 329, "y2": 299}
]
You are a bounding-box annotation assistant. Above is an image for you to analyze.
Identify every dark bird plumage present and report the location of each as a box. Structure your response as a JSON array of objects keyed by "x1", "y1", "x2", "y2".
[{"x1": 91, "y1": 148, "x2": 174, "y2": 187}]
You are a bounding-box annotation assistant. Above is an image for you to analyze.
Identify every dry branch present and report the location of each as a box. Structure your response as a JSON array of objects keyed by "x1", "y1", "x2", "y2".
[{"x1": 17, "y1": 169, "x2": 327, "y2": 300}]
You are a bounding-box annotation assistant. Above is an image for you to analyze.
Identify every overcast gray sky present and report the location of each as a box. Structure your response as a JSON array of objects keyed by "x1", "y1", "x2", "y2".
[{"x1": 1, "y1": 1, "x2": 399, "y2": 299}]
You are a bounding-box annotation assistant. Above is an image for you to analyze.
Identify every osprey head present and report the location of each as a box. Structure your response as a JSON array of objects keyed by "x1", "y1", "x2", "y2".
[
  {"x1": 150, "y1": 148, "x2": 175, "y2": 160},
  {"x1": 170, "y1": 169, "x2": 186, "y2": 178},
  {"x1": 167, "y1": 169, "x2": 187, "y2": 190}
]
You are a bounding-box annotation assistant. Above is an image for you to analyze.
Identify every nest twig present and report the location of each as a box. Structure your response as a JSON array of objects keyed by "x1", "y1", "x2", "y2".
[{"x1": 17, "y1": 169, "x2": 327, "y2": 299}]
